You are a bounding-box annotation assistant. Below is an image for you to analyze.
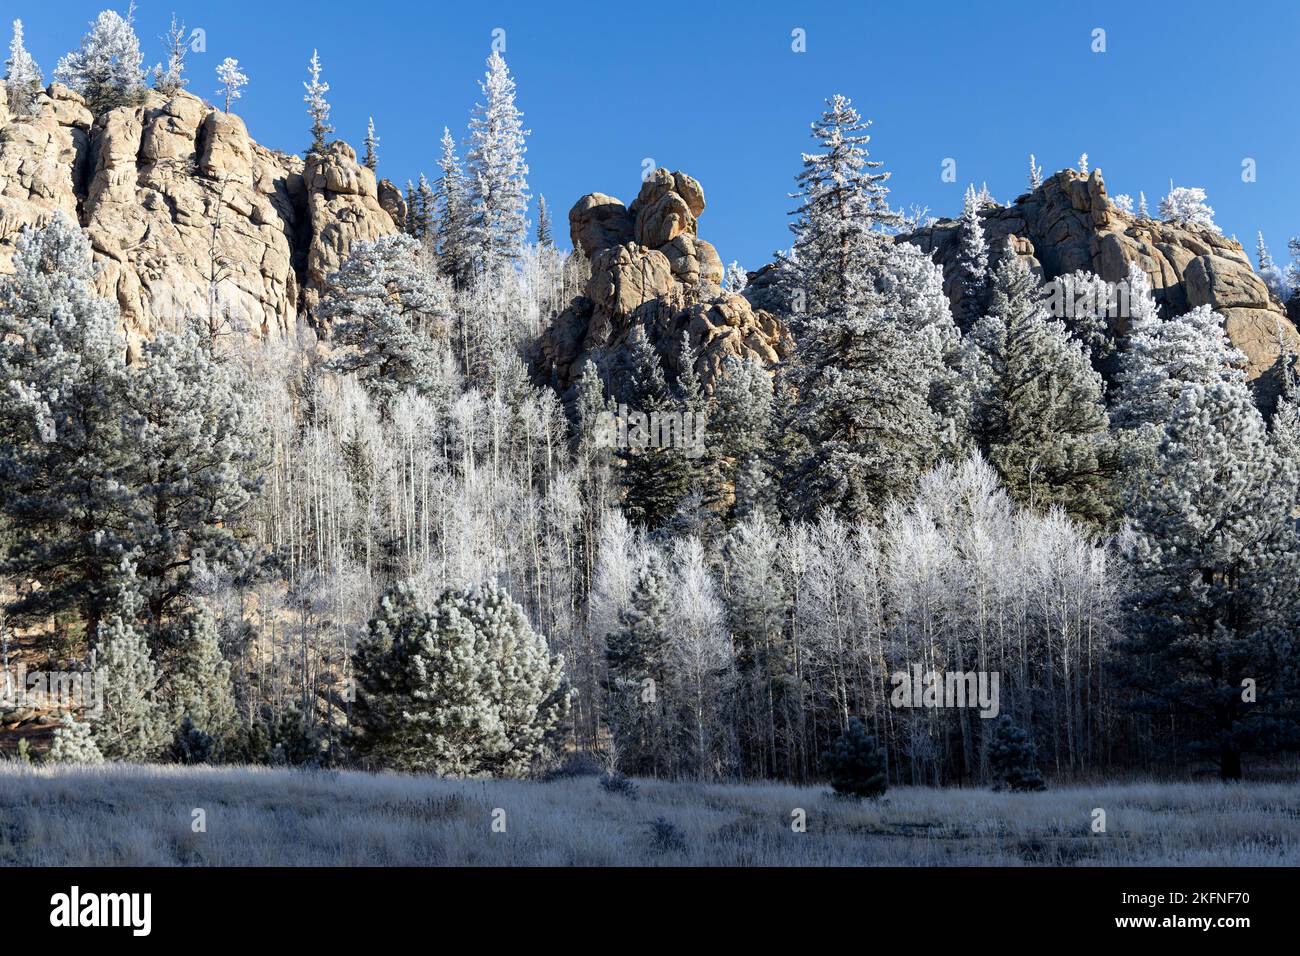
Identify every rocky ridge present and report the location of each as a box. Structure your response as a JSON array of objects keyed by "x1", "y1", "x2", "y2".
[
  {"x1": 903, "y1": 168, "x2": 1299, "y2": 383},
  {"x1": 0, "y1": 83, "x2": 401, "y2": 356},
  {"x1": 532, "y1": 168, "x2": 790, "y2": 396}
]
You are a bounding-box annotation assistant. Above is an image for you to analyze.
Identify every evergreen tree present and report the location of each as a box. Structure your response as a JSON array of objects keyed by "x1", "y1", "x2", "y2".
[
  {"x1": 303, "y1": 49, "x2": 333, "y2": 154},
  {"x1": 1028, "y1": 153, "x2": 1042, "y2": 190},
  {"x1": 536, "y1": 194, "x2": 553, "y2": 247},
  {"x1": 0, "y1": 215, "x2": 135, "y2": 634},
  {"x1": 164, "y1": 607, "x2": 236, "y2": 749},
  {"x1": 434, "y1": 127, "x2": 471, "y2": 286},
  {"x1": 1138, "y1": 191, "x2": 1149, "y2": 218},
  {"x1": 412, "y1": 173, "x2": 436, "y2": 239},
  {"x1": 91, "y1": 562, "x2": 167, "y2": 761},
  {"x1": 362, "y1": 115, "x2": 379, "y2": 171},
  {"x1": 971, "y1": 255, "x2": 1113, "y2": 525},
  {"x1": 954, "y1": 183, "x2": 989, "y2": 329},
  {"x1": 605, "y1": 551, "x2": 671, "y2": 775},
  {"x1": 125, "y1": 327, "x2": 265, "y2": 622},
  {"x1": 708, "y1": 356, "x2": 776, "y2": 523},
  {"x1": 465, "y1": 51, "x2": 530, "y2": 271},
  {"x1": 779, "y1": 95, "x2": 952, "y2": 521},
  {"x1": 823, "y1": 717, "x2": 887, "y2": 798},
  {"x1": 49, "y1": 713, "x2": 104, "y2": 764},
  {"x1": 151, "y1": 15, "x2": 189, "y2": 95},
  {"x1": 168, "y1": 715, "x2": 214, "y2": 764},
  {"x1": 988, "y1": 721, "x2": 1046, "y2": 791},
  {"x1": 1118, "y1": 372, "x2": 1300, "y2": 780},
  {"x1": 402, "y1": 179, "x2": 418, "y2": 236},
  {"x1": 320, "y1": 233, "x2": 449, "y2": 412},
  {"x1": 349, "y1": 583, "x2": 570, "y2": 776},
  {"x1": 5, "y1": 19, "x2": 43, "y2": 116},
  {"x1": 54, "y1": 6, "x2": 146, "y2": 114},
  {"x1": 616, "y1": 335, "x2": 694, "y2": 531}
]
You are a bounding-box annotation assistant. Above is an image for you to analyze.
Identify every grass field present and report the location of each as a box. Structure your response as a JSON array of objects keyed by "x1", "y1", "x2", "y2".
[{"x1": 1, "y1": 763, "x2": 1297, "y2": 866}]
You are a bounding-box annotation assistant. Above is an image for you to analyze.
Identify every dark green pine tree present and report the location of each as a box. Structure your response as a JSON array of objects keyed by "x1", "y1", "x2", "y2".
[
  {"x1": 617, "y1": 336, "x2": 695, "y2": 532},
  {"x1": 988, "y1": 721, "x2": 1047, "y2": 791},
  {"x1": 823, "y1": 717, "x2": 888, "y2": 798},
  {"x1": 536, "y1": 194, "x2": 553, "y2": 247},
  {"x1": 402, "y1": 180, "x2": 419, "y2": 236},
  {"x1": 971, "y1": 255, "x2": 1114, "y2": 526},
  {"x1": 605, "y1": 553, "x2": 671, "y2": 775}
]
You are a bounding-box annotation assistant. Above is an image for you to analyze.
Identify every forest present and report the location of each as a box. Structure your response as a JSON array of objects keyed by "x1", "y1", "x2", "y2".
[{"x1": 2, "y1": 8, "x2": 1299, "y2": 794}]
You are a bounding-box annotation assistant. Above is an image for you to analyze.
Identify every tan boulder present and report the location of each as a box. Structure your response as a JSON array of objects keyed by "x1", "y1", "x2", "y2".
[{"x1": 568, "y1": 192, "x2": 634, "y2": 256}]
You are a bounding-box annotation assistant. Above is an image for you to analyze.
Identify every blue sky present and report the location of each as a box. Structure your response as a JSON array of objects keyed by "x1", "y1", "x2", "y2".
[{"x1": 11, "y1": 0, "x2": 1300, "y2": 271}]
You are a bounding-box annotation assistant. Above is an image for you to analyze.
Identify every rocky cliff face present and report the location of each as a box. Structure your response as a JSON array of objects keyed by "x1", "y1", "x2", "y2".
[
  {"x1": 904, "y1": 168, "x2": 1298, "y2": 383},
  {"x1": 0, "y1": 83, "x2": 399, "y2": 356},
  {"x1": 532, "y1": 168, "x2": 790, "y2": 397}
]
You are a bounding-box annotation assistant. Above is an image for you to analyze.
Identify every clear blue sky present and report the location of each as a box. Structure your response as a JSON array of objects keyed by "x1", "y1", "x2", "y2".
[{"x1": 12, "y1": 0, "x2": 1300, "y2": 271}]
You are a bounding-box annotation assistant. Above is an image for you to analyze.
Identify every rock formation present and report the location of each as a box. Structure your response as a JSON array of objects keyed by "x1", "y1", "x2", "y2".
[
  {"x1": 904, "y1": 168, "x2": 1299, "y2": 383},
  {"x1": 532, "y1": 168, "x2": 790, "y2": 396},
  {"x1": 0, "y1": 83, "x2": 400, "y2": 355}
]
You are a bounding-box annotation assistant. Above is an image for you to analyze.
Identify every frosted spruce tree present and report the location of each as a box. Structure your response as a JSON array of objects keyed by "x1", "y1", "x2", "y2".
[
  {"x1": 303, "y1": 49, "x2": 333, "y2": 153},
  {"x1": 151, "y1": 15, "x2": 189, "y2": 95},
  {"x1": 606, "y1": 550, "x2": 672, "y2": 775},
  {"x1": 708, "y1": 355, "x2": 777, "y2": 523},
  {"x1": 362, "y1": 116, "x2": 379, "y2": 171},
  {"x1": 465, "y1": 51, "x2": 530, "y2": 272},
  {"x1": 321, "y1": 233, "x2": 450, "y2": 412},
  {"x1": 91, "y1": 561, "x2": 167, "y2": 761},
  {"x1": 779, "y1": 95, "x2": 953, "y2": 521},
  {"x1": 1118, "y1": 370, "x2": 1300, "y2": 780},
  {"x1": 49, "y1": 713, "x2": 104, "y2": 764},
  {"x1": 954, "y1": 183, "x2": 989, "y2": 329},
  {"x1": 54, "y1": 7, "x2": 146, "y2": 113},
  {"x1": 5, "y1": 19, "x2": 43, "y2": 116},
  {"x1": 349, "y1": 583, "x2": 570, "y2": 776},
  {"x1": 0, "y1": 215, "x2": 135, "y2": 635},
  {"x1": 435, "y1": 127, "x2": 472, "y2": 286},
  {"x1": 164, "y1": 606, "x2": 237, "y2": 750},
  {"x1": 536, "y1": 194, "x2": 553, "y2": 247},
  {"x1": 1256, "y1": 231, "x2": 1288, "y2": 300},
  {"x1": 970, "y1": 255, "x2": 1112, "y2": 525}
]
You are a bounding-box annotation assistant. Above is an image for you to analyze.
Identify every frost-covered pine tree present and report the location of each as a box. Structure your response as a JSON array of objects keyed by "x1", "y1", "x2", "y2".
[
  {"x1": 780, "y1": 95, "x2": 950, "y2": 521},
  {"x1": 164, "y1": 606, "x2": 236, "y2": 748},
  {"x1": 708, "y1": 355, "x2": 775, "y2": 522},
  {"x1": 1110, "y1": 193, "x2": 1134, "y2": 214},
  {"x1": 1118, "y1": 370, "x2": 1300, "y2": 780},
  {"x1": 0, "y1": 215, "x2": 135, "y2": 634},
  {"x1": 49, "y1": 713, "x2": 104, "y2": 764},
  {"x1": 214, "y1": 57, "x2": 247, "y2": 113},
  {"x1": 151, "y1": 15, "x2": 189, "y2": 95},
  {"x1": 320, "y1": 233, "x2": 449, "y2": 412},
  {"x1": 303, "y1": 49, "x2": 333, "y2": 154},
  {"x1": 1255, "y1": 231, "x2": 1288, "y2": 300},
  {"x1": 606, "y1": 549, "x2": 672, "y2": 775},
  {"x1": 1078, "y1": 153, "x2": 1089, "y2": 174},
  {"x1": 435, "y1": 126, "x2": 472, "y2": 286},
  {"x1": 91, "y1": 561, "x2": 167, "y2": 761},
  {"x1": 954, "y1": 183, "x2": 989, "y2": 328},
  {"x1": 362, "y1": 115, "x2": 379, "y2": 171},
  {"x1": 349, "y1": 582, "x2": 570, "y2": 776},
  {"x1": 125, "y1": 327, "x2": 265, "y2": 621},
  {"x1": 971, "y1": 255, "x2": 1113, "y2": 525},
  {"x1": 535, "y1": 194, "x2": 553, "y2": 247},
  {"x1": 1028, "y1": 153, "x2": 1042, "y2": 190},
  {"x1": 5, "y1": 19, "x2": 43, "y2": 116},
  {"x1": 465, "y1": 51, "x2": 530, "y2": 272},
  {"x1": 54, "y1": 6, "x2": 147, "y2": 113},
  {"x1": 1159, "y1": 185, "x2": 1219, "y2": 233},
  {"x1": 1138, "y1": 191, "x2": 1149, "y2": 218},
  {"x1": 723, "y1": 260, "x2": 748, "y2": 294},
  {"x1": 1112, "y1": 263, "x2": 1243, "y2": 500}
]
